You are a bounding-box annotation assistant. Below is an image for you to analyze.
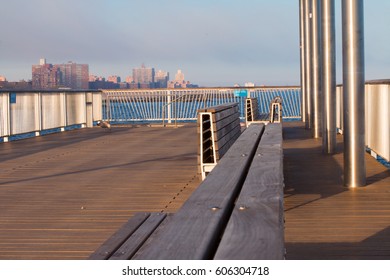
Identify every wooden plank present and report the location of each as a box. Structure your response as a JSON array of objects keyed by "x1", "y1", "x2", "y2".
[
  {"x1": 0, "y1": 124, "x2": 200, "y2": 260},
  {"x1": 283, "y1": 121, "x2": 390, "y2": 260},
  {"x1": 133, "y1": 124, "x2": 265, "y2": 259},
  {"x1": 213, "y1": 111, "x2": 240, "y2": 132},
  {"x1": 109, "y1": 213, "x2": 167, "y2": 260},
  {"x1": 215, "y1": 129, "x2": 241, "y2": 160},
  {"x1": 88, "y1": 212, "x2": 150, "y2": 260},
  {"x1": 211, "y1": 107, "x2": 239, "y2": 126},
  {"x1": 215, "y1": 123, "x2": 284, "y2": 260},
  {"x1": 197, "y1": 103, "x2": 238, "y2": 114},
  {"x1": 214, "y1": 118, "x2": 241, "y2": 151}
]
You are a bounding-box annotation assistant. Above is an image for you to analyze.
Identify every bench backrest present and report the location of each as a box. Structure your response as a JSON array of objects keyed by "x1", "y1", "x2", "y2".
[
  {"x1": 197, "y1": 103, "x2": 241, "y2": 179},
  {"x1": 245, "y1": 98, "x2": 259, "y2": 122},
  {"x1": 270, "y1": 96, "x2": 283, "y2": 123},
  {"x1": 245, "y1": 97, "x2": 283, "y2": 126}
]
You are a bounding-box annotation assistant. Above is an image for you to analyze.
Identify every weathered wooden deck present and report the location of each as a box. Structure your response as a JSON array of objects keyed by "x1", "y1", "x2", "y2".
[
  {"x1": 1, "y1": 122, "x2": 390, "y2": 260},
  {"x1": 0, "y1": 124, "x2": 200, "y2": 259},
  {"x1": 284, "y1": 122, "x2": 390, "y2": 260}
]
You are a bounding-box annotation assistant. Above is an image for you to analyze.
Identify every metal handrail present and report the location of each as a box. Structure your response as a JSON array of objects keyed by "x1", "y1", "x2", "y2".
[{"x1": 162, "y1": 92, "x2": 192, "y2": 127}]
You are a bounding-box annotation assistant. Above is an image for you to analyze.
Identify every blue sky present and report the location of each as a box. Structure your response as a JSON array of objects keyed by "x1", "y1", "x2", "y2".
[{"x1": 0, "y1": 0, "x2": 389, "y2": 86}]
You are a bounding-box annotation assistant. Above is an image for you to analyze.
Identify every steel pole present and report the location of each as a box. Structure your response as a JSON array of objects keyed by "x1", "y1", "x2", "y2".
[
  {"x1": 304, "y1": 0, "x2": 312, "y2": 129},
  {"x1": 342, "y1": 0, "x2": 366, "y2": 187},
  {"x1": 311, "y1": 0, "x2": 322, "y2": 138},
  {"x1": 321, "y1": 0, "x2": 336, "y2": 154},
  {"x1": 299, "y1": 0, "x2": 307, "y2": 123}
]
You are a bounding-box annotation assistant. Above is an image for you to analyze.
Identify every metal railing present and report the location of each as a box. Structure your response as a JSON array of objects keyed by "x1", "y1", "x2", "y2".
[
  {"x1": 102, "y1": 87, "x2": 301, "y2": 125},
  {"x1": 2, "y1": 82, "x2": 389, "y2": 167},
  {"x1": 0, "y1": 90, "x2": 102, "y2": 142}
]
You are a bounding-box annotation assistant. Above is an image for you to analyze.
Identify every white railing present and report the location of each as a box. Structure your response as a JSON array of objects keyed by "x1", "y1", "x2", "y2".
[
  {"x1": 336, "y1": 81, "x2": 390, "y2": 162},
  {"x1": 102, "y1": 87, "x2": 301, "y2": 124},
  {"x1": 0, "y1": 91, "x2": 102, "y2": 142},
  {"x1": 2, "y1": 83, "x2": 389, "y2": 165}
]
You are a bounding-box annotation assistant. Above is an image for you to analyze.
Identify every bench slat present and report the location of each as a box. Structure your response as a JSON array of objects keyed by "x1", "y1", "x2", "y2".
[
  {"x1": 214, "y1": 123, "x2": 284, "y2": 260},
  {"x1": 88, "y1": 212, "x2": 150, "y2": 260},
  {"x1": 197, "y1": 103, "x2": 238, "y2": 114},
  {"x1": 110, "y1": 213, "x2": 167, "y2": 260},
  {"x1": 133, "y1": 124, "x2": 265, "y2": 260}
]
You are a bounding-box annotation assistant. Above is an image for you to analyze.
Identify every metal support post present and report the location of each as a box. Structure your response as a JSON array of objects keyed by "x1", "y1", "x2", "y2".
[
  {"x1": 321, "y1": 0, "x2": 336, "y2": 154},
  {"x1": 299, "y1": 0, "x2": 307, "y2": 123},
  {"x1": 342, "y1": 0, "x2": 366, "y2": 187},
  {"x1": 86, "y1": 92, "x2": 94, "y2": 128},
  {"x1": 311, "y1": 0, "x2": 322, "y2": 138},
  {"x1": 304, "y1": 0, "x2": 312, "y2": 129},
  {"x1": 167, "y1": 90, "x2": 172, "y2": 124}
]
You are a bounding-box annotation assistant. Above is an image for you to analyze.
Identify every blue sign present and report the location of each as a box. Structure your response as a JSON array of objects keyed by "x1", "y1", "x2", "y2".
[
  {"x1": 234, "y1": 89, "x2": 248, "y2": 97},
  {"x1": 10, "y1": 93, "x2": 16, "y2": 104}
]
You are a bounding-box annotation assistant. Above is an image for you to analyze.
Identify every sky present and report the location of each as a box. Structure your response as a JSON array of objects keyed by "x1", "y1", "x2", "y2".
[{"x1": 0, "y1": 0, "x2": 389, "y2": 87}]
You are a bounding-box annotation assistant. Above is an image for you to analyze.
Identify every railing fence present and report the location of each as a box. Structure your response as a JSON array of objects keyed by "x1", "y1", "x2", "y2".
[
  {"x1": 102, "y1": 87, "x2": 301, "y2": 124},
  {"x1": 1, "y1": 84, "x2": 389, "y2": 167},
  {"x1": 0, "y1": 91, "x2": 102, "y2": 142}
]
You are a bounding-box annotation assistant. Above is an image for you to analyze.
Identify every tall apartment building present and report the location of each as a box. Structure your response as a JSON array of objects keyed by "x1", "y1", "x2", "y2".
[
  {"x1": 168, "y1": 69, "x2": 198, "y2": 89},
  {"x1": 155, "y1": 70, "x2": 169, "y2": 88},
  {"x1": 32, "y1": 59, "x2": 89, "y2": 90},
  {"x1": 58, "y1": 61, "x2": 89, "y2": 89},
  {"x1": 175, "y1": 69, "x2": 185, "y2": 82},
  {"x1": 32, "y1": 63, "x2": 61, "y2": 89},
  {"x1": 132, "y1": 64, "x2": 155, "y2": 88}
]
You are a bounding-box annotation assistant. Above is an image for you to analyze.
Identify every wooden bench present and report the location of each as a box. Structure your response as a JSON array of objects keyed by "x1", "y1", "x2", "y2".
[
  {"x1": 245, "y1": 97, "x2": 283, "y2": 127},
  {"x1": 89, "y1": 122, "x2": 285, "y2": 260},
  {"x1": 197, "y1": 103, "x2": 241, "y2": 180}
]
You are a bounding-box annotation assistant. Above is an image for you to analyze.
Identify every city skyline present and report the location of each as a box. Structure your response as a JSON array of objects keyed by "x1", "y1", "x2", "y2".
[{"x1": 1, "y1": 1, "x2": 390, "y2": 86}]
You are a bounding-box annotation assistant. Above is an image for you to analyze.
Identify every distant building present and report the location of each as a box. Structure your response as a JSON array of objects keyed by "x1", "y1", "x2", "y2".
[
  {"x1": 107, "y1": 76, "x2": 121, "y2": 83},
  {"x1": 0, "y1": 80, "x2": 32, "y2": 90},
  {"x1": 175, "y1": 69, "x2": 185, "y2": 82},
  {"x1": 132, "y1": 64, "x2": 155, "y2": 88},
  {"x1": 89, "y1": 75, "x2": 105, "y2": 82},
  {"x1": 32, "y1": 63, "x2": 61, "y2": 89},
  {"x1": 32, "y1": 59, "x2": 89, "y2": 90},
  {"x1": 244, "y1": 82, "x2": 255, "y2": 87},
  {"x1": 0, "y1": 75, "x2": 6, "y2": 82},
  {"x1": 155, "y1": 70, "x2": 169, "y2": 88},
  {"x1": 125, "y1": 76, "x2": 134, "y2": 83},
  {"x1": 89, "y1": 80, "x2": 120, "y2": 90},
  {"x1": 58, "y1": 61, "x2": 89, "y2": 90},
  {"x1": 168, "y1": 69, "x2": 198, "y2": 89}
]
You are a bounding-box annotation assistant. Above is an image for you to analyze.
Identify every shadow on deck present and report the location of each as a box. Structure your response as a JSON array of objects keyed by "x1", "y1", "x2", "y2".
[
  {"x1": 0, "y1": 124, "x2": 201, "y2": 260},
  {"x1": 283, "y1": 122, "x2": 390, "y2": 260},
  {"x1": 2, "y1": 121, "x2": 390, "y2": 260}
]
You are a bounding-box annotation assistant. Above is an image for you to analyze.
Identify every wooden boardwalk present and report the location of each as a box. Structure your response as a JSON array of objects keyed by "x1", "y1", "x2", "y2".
[
  {"x1": 284, "y1": 122, "x2": 390, "y2": 260},
  {"x1": 1, "y1": 121, "x2": 390, "y2": 260},
  {"x1": 0, "y1": 124, "x2": 200, "y2": 260}
]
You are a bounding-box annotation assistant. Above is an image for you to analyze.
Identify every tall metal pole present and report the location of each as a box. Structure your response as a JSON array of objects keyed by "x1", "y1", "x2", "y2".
[
  {"x1": 299, "y1": 0, "x2": 307, "y2": 123},
  {"x1": 342, "y1": 0, "x2": 366, "y2": 187},
  {"x1": 321, "y1": 0, "x2": 336, "y2": 154},
  {"x1": 311, "y1": 0, "x2": 322, "y2": 138},
  {"x1": 304, "y1": 0, "x2": 312, "y2": 129}
]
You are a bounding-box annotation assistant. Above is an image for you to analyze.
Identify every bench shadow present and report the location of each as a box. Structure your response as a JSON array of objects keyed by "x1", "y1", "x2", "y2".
[
  {"x1": 283, "y1": 122, "x2": 390, "y2": 260},
  {"x1": 283, "y1": 123, "x2": 346, "y2": 211}
]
